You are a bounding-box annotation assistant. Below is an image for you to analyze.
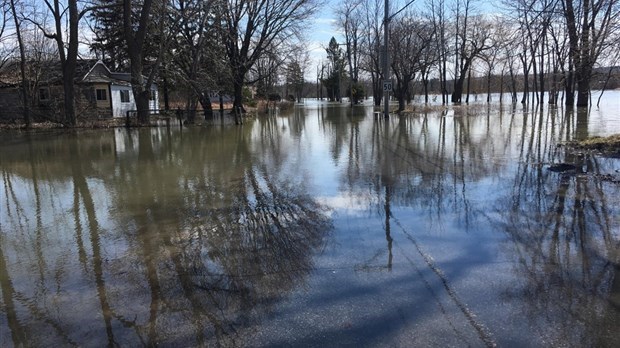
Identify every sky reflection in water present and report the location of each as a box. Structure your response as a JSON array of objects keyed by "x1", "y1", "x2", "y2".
[{"x1": 1, "y1": 95, "x2": 620, "y2": 347}]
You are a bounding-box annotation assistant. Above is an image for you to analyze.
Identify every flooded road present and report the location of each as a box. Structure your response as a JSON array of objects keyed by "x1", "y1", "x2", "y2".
[{"x1": 1, "y1": 95, "x2": 620, "y2": 346}]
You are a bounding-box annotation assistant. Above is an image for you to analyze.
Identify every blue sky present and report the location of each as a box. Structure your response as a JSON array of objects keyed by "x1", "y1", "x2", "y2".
[
  {"x1": 305, "y1": 0, "x2": 499, "y2": 78},
  {"x1": 305, "y1": 0, "x2": 430, "y2": 76},
  {"x1": 306, "y1": 2, "x2": 341, "y2": 77}
]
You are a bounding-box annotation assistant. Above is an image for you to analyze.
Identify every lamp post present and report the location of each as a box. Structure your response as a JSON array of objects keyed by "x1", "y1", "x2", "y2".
[{"x1": 382, "y1": 0, "x2": 417, "y2": 119}]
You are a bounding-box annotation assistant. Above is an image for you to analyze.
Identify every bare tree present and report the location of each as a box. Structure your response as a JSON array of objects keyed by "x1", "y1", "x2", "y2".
[
  {"x1": 359, "y1": 0, "x2": 383, "y2": 106},
  {"x1": 253, "y1": 48, "x2": 284, "y2": 99},
  {"x1": 9, "y1": 0, "x2": 29, "y2": 127},
  {"x1": 478, "y1": 16, "x2": 506, "y2": 103},
  {"x1": 122, "y1": 0, "x2": 167, "y2": 125},
  {"x1": 169, "y1": 0, "x2": 225, "y2": 124},
  {"x1": 31, "y1": 0, "x2": 93, "y2": 125},
  {"x1": 0, "y1": 0, "x2": 13, "y2": 68},
  {"x1": 390, "y1": 13, "x2": 435, "y2": 112},
  {"x1": 417, "y1": 12, "x2": 440, "y2": 104},
  {"x1": 428, "y1": 0, "x2": 449, "y2": 104},
  {"x1": 336, "y1": 0, "x2": 362, "y2": 105},
  {"x1": 548, "y1": 15, "x2": 570, "y2": 105},
  {"x1": 451, "y1": 8, "x2": 493, "y2": 103},
  {"x1": 561, "y1": 0, "x2": 620, "y2": 107},
  {"x1": 220, "y1": 0, "x2": 320, "y2": 114}
]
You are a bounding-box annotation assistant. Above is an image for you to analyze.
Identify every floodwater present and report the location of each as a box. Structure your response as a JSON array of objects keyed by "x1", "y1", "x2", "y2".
[{"x1": 1, "y1": 92, "x2": 620, "y2": 347}]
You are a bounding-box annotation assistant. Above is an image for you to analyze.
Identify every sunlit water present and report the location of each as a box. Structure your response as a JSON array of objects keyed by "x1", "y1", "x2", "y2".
[{"x1": 1, "y1": 93, "x2": 620, "y2": 347}]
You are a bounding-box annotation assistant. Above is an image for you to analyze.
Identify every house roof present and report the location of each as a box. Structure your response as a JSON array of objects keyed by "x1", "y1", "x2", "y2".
[{"x1": 0, "y1": 59, "x2": 151, "y2": 88}]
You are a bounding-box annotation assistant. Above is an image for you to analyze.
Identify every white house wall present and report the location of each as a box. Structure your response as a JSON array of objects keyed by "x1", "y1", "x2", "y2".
[
  {"x1": 111, "y1": 85, "x2": 135, "y2": 118},
  {"x1": 149, "y1": 87, "x2": 159, "y2": 113},
  {"x1": 111, "y1": 85, "x2": 159, "y2": 118}
]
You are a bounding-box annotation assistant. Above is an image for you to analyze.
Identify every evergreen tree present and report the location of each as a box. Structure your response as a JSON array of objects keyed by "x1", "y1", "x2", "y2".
[
  {"x1": 90, "y1": 0, "x2": 162, "y2": 71},
  {"x1": 322, "y1": 37, "x2": 346, "y2": 102},
  {"x1": 89, "y1": 0, "x2": 127, "y2": 69}
]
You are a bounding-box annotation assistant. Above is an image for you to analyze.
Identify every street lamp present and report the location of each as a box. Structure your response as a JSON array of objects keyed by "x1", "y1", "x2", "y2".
[{"x1": 383, "y1": 0, "x2": 417, "y2": 119}]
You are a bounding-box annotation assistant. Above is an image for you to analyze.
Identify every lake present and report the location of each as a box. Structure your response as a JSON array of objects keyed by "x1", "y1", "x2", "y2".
[{"x1": 1, "y1": 92, "x2": 620, "y2": 346}]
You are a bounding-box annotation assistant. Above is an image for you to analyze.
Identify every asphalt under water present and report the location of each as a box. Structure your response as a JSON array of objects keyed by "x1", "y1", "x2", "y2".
[{"x1": 1, "y1": 97, "x2": 620, "y2": 347}]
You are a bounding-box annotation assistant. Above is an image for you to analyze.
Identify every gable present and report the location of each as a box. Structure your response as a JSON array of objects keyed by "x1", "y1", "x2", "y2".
[{"x1": 81, "y1": 61, "x2": 114, "y2": 84}]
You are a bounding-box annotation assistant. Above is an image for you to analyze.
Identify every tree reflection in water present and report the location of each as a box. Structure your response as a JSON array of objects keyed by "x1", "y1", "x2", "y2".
[
  {"x1": 1, "y1": 101, "x2": 620, "y2": 346},
  {"x1": 317, "y1": 103, "x2": 619, "y2": 346},
  {"x1": 491, "y1": 106, "x2": 620, "y2": 346},
  {"x1": 0, "y1": 126, "x2": 332, "y2": 346}
]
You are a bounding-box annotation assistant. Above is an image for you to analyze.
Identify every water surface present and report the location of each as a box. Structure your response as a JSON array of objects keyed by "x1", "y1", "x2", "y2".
[{"x1": 1, "y1": 95, "x2": 620, "y2": 347}]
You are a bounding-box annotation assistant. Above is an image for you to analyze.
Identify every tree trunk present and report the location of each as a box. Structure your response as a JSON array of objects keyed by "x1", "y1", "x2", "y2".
[
  {"x1": 539, "y1": 34, "x2": 545, "y2": 105},
  {"x1": 499, "y1": 72, "x2": 504, "y2": 103},
  {"x1": 186, "y1": 96, "x2": 197, "y2": 124},
  {"x1": 509, "y1": 64, "x2": 517, "y2": 103},
  {"x1": 163, "y1": 75, "x2": 170, "y2": 110},
  {"x1": 576, "y1": 75, "x2": 590, "y2": 107},
  {"x1": 565, "y1": 68, "x2": 575, "y2": 106},
  {"x1": 398, "y1": 92, "x2": 406, "y2": 112},
  {"x1": 135, "y1": 88, "x2": 151, "y2": 125},
  {"x1": 486, "y1": 71, "x2": 492, "y2": 103},
  {"x1": 520, "y1": 50, "x2": 529, "y2": 104},
  {"x1": 232, "y1": 70, "x2": 246, "y2": 114},
  {"x1": 62, "y1": 71, "x2": 77, "y2": 125},
  {"x1": 49, "y1": 0, "x2": 80, "y2": 126},
  {"x1": 200, "y1": 94, "x2": 214, "y2": 120},
  {"x1": 465, "y1": 68, "x2": 471, "y2": 104},
  {"x1": 11, "y1": 0, "x2": 30, "y2": 127},
  {"x1": 123, "y1": 0, "x2": 155, "y2": 126},
  {"x1": 372, "y1": 72, "x2": 381, "y2": 106},
  {"x1": 451, "y1": 76, "x2": 465, "y2": 103}
]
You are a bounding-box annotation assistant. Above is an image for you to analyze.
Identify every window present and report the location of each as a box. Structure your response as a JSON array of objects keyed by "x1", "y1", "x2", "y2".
[
  {"x1": 120, "y1": 90, "x2": 130, "y2": 103},
  {"x1": 149, "y1": 90, "x2": 157, "y2": 101},
  {"x1": 96, "y1": 89, "x2": 107, "y2": 101},
  {"x1": 38, "y1": 87, "x2": 50, "y2": 101}
]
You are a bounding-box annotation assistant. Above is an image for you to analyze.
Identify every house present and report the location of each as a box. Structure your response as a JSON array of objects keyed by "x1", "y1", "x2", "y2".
[{"x1": 0, "y1": 59, "x2": 159, "y2": 122}]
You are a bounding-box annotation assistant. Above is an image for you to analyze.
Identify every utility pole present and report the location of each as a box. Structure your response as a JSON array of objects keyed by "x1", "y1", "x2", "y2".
[{"x1": 383, "y1": 0, "x2": 390, "y2": 119}]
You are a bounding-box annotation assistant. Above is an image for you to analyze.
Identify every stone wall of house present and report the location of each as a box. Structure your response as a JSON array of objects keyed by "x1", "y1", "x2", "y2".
[
  {"x1": 0, "y1": 84, "x2": 113, "y2": 123},
  {"x1": 76, "y1": 85, "x2": 113, "y2": 120},
  {"x1": 0, "y1": 88, "x2": 24, "y2": 122}
]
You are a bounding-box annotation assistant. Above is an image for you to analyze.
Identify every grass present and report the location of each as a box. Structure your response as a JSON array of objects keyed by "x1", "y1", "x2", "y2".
[{"x1": 571, "y1": 134, "x2": 620, "y2": 157}]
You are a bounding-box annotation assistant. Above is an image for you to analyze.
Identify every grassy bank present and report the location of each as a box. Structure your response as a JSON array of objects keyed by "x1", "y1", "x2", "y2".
[{"x1": 571, "y1": 134, "x2": 620, "y2": 157}]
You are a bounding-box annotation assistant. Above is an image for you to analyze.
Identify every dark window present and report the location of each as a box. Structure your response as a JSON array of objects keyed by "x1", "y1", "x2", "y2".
[
  {"x1": 149, "y1": 90, "x2": 156, "y2": 100},
  {"x1": 39, "y1": 87, "x2": 50, "y2": 101},
  {"x1": 120, "y1": 90, "x2": 130, "y2": 103},
  {"x1": 96, "y1": 89, "x2": 107, "y2": 101}
]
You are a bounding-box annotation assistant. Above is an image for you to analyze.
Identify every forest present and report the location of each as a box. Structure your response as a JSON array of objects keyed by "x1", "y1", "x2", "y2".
[{"x1": 0, "y1": 0, "x2": 618, "y2": 127}]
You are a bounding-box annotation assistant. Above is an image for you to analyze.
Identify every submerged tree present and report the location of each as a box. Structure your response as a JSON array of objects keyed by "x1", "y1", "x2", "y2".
[
  {"x1": 390, "y1": 13, "x2": 435, "y2": 111},
  {"x1": 220, "y1": 0, "x2": 319, "y2": 114},
  {"x1": 9, "y1": 0, "x2": 29, "y2": 127},
  {"x1": 451, "y1": 0, "x2": 493, "y2": 103},
  {"x1": 322, "y1": 37, "x2": 346, "y2": 102},
  {"x1": 122, "y1": 0, "x2": 166, "y2": 125},
  {"x1": 286, "y1": 47, "x2": 309, "y2": 103},
  {"x1": 561, "y1": 0, "x2": 619, "y2": 107},
  {"x1": 169, "y1": 0, "x2": 226, "y2": 123},
  {"x1": 336, "y1": 0, "x2": 362, "y2": 105},
  {"x1": 32, "y1": 0, "x2": 93, "y2": 126},
  {"x1": 359, "y1": 0, "x2": 383, "y2": 106}
]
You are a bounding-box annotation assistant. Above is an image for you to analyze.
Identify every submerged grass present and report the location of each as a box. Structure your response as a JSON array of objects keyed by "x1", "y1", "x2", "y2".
[{"x1": 570, "y1": 134, "x2": 620, "y2": 157}]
